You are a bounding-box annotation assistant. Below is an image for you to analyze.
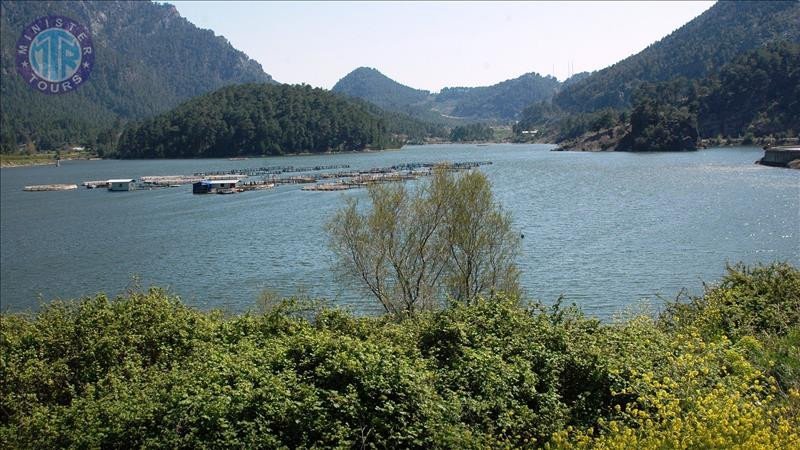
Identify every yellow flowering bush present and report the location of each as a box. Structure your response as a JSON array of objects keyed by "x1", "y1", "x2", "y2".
[
  {"x1": 547, "y1": 262, "x2": 800, "y2": 449},
  {"x1": 548, "y1": 330, "x2": 800, "y2": 448}
]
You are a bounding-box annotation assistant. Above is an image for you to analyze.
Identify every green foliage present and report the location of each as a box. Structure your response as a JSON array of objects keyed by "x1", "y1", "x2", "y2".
[
  {"x1": 333, "y1": 68, "x2": 560, "y2": 123},
  {"x1": 0, "y1": 0, "x2": 273, "y2": 153},
  {"x1": 621, "y1": 79, "x2": 699, "y2": 151},
  {"x1": 1, "y1": 263, "x2": 799, "y2": 448},
  {"x1": 512, "y1": 102, "x2": 564, "y2": 138},
  {"x1": 697, "y1": 41, "x2": 800, "y2": 138},
  {"x1": 660, "y1": 262, "x2": 800, "y2": 339},
  {"x1": 352, "y1": 99, "x2": 448, "y2": 141},
  {"x1": 327, "y1": 170, "x2": 520, "y2": 315},
  {"x1": 551, "y1": 1, "x2": 800, "y2": 113},
  {"x1": 521, "y1": 42, "x2": 799, "y2": 150},
  {"x1": 438, "y1": 73, "x2": 560, "y2": 120},
  {"x1": 332, "y1": 67, "x2": 432, "y2": 115},
  {"x1": 117, "y1": 84, "x2": 399, "y2": 158},
  {"x1": 449, "y1": 123, "x2": 494, "y2": 142},
  {"x1": 660, "y1": 262, "x2": 800, "y2": 392}
]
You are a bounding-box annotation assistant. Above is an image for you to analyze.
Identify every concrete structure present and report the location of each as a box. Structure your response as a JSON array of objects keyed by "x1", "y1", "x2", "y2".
[
  {"x1": 759, "y1": 147, "x2": 800, "y2": 168},
  {"x1": 108, "y1": 179, "x2": 136, "y2": 191}
]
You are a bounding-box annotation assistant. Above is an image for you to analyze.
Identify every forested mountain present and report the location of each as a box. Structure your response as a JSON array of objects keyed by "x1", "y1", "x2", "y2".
[
  {"x1": 0, "y1": 1, "x2": 274, "y2": 153},
  {"x1": 696, "y1": 41, "x2": 800, "y2": 139},
  {"x1": 523, "y1": 42, "x2": 799, "y2": 152},
  {"x1": 449, "y1": 123, "x2": 494, "y2": 142},
  {"x1": 333, "y1": 68, "x2": 561, "y2": 123},
  {"x1": 623, "y1": 41, "x2": 800, "y2": 151},
  {"x1": 435, "y1": 73, "x2": 560, "y2": 120},
  {"x1": 551, "y1": 1, "x2": 800, "y2": 114},
  {"x1": 331, "y1": 67, "x2": 435, "y2": 118},
  {"x1": 116, "y1": 84, "x2": 436, "y2": 158}
]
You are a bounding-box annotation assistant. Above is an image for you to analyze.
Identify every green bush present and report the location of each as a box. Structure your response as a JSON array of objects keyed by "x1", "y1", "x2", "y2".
[
  {"x1": 660, "y1": 262, "x2": 800, "y2": 339},
  {"x1": 2, "y1": 263, "x2": 799, "y2": 448}
]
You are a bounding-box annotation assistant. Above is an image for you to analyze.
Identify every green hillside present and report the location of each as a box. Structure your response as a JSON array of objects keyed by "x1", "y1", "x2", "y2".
[
  {"x1": 116, "y1": 84, "x2": 434, "y2": 158},
  {"x1": 333, "y1": 68, "x2": 561, "y2": 123},
  {"x1": 436, "y1": 73, "x2": 560, "y2": 120},
  {"x1": 0, "y1": 0, "x2": 274, "y2": 153},
  {"x1": 331, "y1": 67, "x2": 436, "y2": 119},
  {"x1": 551, "y1": 1, "x2": 800, "y2": 114}
]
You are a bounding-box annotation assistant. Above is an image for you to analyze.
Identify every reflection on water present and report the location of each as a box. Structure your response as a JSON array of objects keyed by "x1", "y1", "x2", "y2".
[{"x1": 1, "y1": 144, "x2": 798, "y2": 318}]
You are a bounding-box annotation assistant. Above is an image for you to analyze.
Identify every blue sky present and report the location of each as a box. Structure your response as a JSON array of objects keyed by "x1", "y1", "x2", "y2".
[{"x1": 170, "y1": 1, "x2": 714, "y2": 92}]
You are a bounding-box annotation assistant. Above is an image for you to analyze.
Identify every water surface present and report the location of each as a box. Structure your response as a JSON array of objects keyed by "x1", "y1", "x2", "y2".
[{"x1": 2, "y1": 144, "x2": 798, "y2": 317}]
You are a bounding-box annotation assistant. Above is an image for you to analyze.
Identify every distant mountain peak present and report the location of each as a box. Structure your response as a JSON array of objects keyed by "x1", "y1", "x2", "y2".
[
  {"x1": 332, "y1": 67, "x2": 431, "y2": 114},
  {"x1": 333, "y1": 68, "x2": 560, "y2": 122}
]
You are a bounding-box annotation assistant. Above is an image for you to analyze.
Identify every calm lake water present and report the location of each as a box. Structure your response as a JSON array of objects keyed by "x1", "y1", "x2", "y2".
[{"x1": 1, "y1": 144, "x2": 798, "y2": 318}]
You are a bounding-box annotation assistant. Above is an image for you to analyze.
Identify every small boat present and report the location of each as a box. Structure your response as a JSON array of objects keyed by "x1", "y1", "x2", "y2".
[{"x1": 228, "y1": 157, "x2": 248, "y2": 161}]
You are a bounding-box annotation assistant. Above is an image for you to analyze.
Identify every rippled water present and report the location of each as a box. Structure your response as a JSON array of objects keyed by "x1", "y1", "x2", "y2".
[{"x1": 1, "y1": 144, "x2": 798, "y2": 317}]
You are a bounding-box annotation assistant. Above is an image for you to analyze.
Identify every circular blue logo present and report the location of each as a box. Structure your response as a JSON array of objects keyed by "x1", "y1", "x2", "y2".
[{"x1": 15, "y1": 15, "x2": 94, "y2": 94}]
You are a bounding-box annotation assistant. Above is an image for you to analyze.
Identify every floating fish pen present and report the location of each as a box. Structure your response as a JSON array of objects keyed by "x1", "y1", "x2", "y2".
[
  {"x1": 238, "y1": 181, "x2": 276, "y2": 191},
  {"x1": 23, "y1": 184, "x2": 78, "y2": 192},
  {"x1": 271, "y1": 175, "x2": 319, "y2": 184},
  {"x1": 139, "y1": 174, "x2": 238, "y2": 186},
  {"x1": 194, "y1": 164, "x2": 351, "y2": 178},
  {"x1": 302, "y1": 183, "x2": 357, "y2": 191},
  {"x1": 298, "y1": 160, "x2": 491, "y2": 192},
  {"x1": 82, "y1": 180, "x2": 109, "y2": 189},
  {"x1": 319, "y1": 171, "x2": 362, "y2": 179},
  {"x1": 69, "y1": 160, "x2": 493, "y2": 195}
]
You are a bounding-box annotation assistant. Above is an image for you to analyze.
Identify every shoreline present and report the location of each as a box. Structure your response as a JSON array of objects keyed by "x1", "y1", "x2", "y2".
[
  {"x1": 1, "y1": 143, "x2": 540, "y2": 168},
  {"x1": 1, "y1": 155, "x2": 102, "y2": 169}
]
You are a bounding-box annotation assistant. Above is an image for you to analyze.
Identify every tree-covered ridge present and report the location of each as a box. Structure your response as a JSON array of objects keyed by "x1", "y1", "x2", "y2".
[
  {"x1": 551, "y1": 1, "x2": 800, "y2": 114},
  {"x1": 697, "y1": 41, "x2": 800, "y2": 139},
  {"x1": 0, "y1": 0, "x2": 274, "y2": 153},
  {"x1": 517, "y1": 42, "x2": 800, "y2": 151},
  {"x1": 622, "y1": 41, "x2": 800, "y2": 151},
  {"x1": 1, "y1": 263, "x2": 798, "y2": 447},
  {"x1": 435, "y1": 73, "x2": 560, "y2": 120},
  {"x1": 449, "y1": 123, "x2": 495, "y2": 142},
  {"x1": 333, "y1": 68, "x2": 562, "y2": 123},
  {"x1": 332, "y1": 67, "x2": 433, "y2": 113},
  {"x1": 348, "y1": 98, "x2": 448, "y2": 143},
  {"x1": 116, "y1": 84, "x2": 437, "y2": 158}
]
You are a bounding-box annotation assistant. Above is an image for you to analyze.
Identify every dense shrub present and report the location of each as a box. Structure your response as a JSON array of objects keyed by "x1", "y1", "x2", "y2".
[
  {"x1": 661, "y1": 262, "x2": 800, "y2": 339},
  {"x1": 1, "y1": 263, "x2": 798, "y2": 448}
]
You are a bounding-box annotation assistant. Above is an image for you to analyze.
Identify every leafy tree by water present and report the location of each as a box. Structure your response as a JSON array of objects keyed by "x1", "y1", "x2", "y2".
[{"x1": 327, "y1": 169, "x2": 520, "y2": 315}]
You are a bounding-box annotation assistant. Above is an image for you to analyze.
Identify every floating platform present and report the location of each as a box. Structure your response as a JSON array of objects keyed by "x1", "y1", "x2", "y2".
[
  {"x1": 24, "y1": 184, "x2": 78, "y2": 192},
  {"x1": 239, "y1": 182, "x2": 276, "y2": 191},
  {"x1": 82, "y1": 180, "x2": 109, "y2": 189},
  {"x1": 302, "y1": 183, "x2": 357, "y2": 191}
]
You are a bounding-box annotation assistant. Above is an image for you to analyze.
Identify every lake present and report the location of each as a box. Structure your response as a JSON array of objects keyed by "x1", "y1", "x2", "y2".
[{"x1": 1, "y1": 144, "x2": 798, "y2": 318}]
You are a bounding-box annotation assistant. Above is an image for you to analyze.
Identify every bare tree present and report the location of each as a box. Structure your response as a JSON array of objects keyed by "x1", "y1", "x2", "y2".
[{"x1": 327, "y1": 169, "x2": 520, "y2": 316}]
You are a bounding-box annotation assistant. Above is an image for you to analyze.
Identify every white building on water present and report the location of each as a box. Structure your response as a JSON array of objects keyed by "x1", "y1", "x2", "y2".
[{"x1": 108, "y1": 179, "x2": 136, "y2": 191}]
